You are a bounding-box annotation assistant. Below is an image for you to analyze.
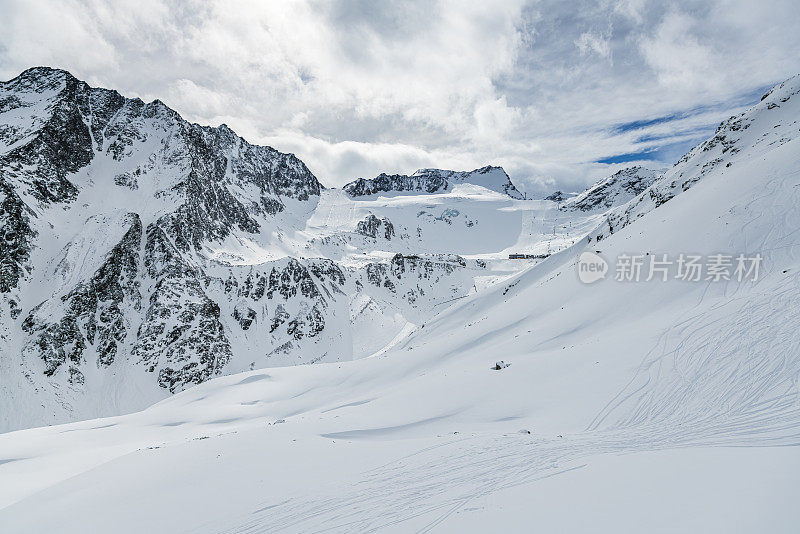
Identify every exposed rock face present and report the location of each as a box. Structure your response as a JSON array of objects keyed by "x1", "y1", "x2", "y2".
[
  {"x1": 345, "y1": 172, "x2": 447, "y2": 197},
  {"x1": 0, "y1": 68, "x2": 92, "y2": 204},
  {"x1": 562, "y1": 166, "x2": 660, "y2": 212},
  {"x1": 22, "y1": 213, "x2": 142, "y2": 381},
  {"x1": 232, "y1": 304, "x2": 257, "y2": 331},
  {"x1": 207, "y1": 256, "x2": 349, "y2": 371},
  {"x1": 359, "y1": 253, "x2": 477, "y2": 317},
  {"x1": 0, "y1": 177, "x2": 36, "y2": 295},
  {"x1": 162, "y1": 123, "x2": 320, "y2": 250},
  {"x1": 544, "y1": 190, "x2": 569, "y2": 202},
  {"x1": 0, "y1": 67, "x2": 327, "y2": 426},
  {"x1": 356, "y1": 214, "x2": 395, "y2": 240},
  {"x1": 130, "y1": 223, "x2": 232, "y2": 392},
  {"x1": 343, "y1": 166, "x2": 524, "y2": 199},
  {"x1": 258, "y1": 258, "x2": 344, "y2": 341},
  {"x1": 364, "y1": 253, "x2": 466, "y2": 288}
]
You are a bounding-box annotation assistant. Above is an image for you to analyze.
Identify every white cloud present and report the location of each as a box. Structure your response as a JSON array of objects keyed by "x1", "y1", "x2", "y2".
[
  {"x1": 639, "y1": 11, "x2": 715, "y2": 91},
  {"x1": 575, "y1": 31, "x2": 611, "y2": 60},
  {"x1": 1, "y1": 0, "x2": 799, "y2": 196}
]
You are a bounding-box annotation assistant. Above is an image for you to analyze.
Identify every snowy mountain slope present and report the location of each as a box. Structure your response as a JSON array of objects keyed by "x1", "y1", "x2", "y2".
[
  {"x1": 0, "y1": 67, "x2": 333, "y2": 431},
  {"x1": 0, "y1": 76, "x2": 799, "y2": 532},
  {"x1": 0, "y1": 68, "x2": 633, "y2": 432},
  {"x1": 343, "y1": 165, "x2": 525, "y2": 199},
  {"x1": 560, "y1": 165, "x2": 661, "y2": 211},
  {"x1": 542, "y1": 189, "x2": 575, "y2": 202},
  {"x1": 590, "y1": 75, "x2": 800, "y2": 242}
]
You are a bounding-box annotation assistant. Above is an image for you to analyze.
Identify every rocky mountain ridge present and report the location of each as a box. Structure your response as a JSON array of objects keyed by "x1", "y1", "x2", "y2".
[
  {"x1": 0, "y1": 65, "x2": 746, "y2": 432},
  {"x1": 560, "y1": 166, "x2": 660, "y2": 212},
  {"x1": 343, "y1": 165, "x2": 525, "y2": 199},
  {"x1": 0, "y1": 67, "x2": 532, "y2": 431},
  {"x1": 0, "y1": 67, "x2": 326, "y2": 402}
]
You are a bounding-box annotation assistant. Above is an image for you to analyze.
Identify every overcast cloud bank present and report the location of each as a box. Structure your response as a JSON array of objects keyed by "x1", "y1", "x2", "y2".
[{"x1": 1, "y1": 0, "x2": 798, "y2": 196}]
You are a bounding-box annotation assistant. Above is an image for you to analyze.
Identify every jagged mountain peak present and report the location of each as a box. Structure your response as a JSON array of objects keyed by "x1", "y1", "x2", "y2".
[
  {"x1": 560, "y1": 165, "x2": 661, "y2": 212},
  {"x1": 1, "y1": 65, "x2": 322, "y2": 226},
  {"x1": 343, "y1": 164, "x2": 524, "y2": 199},
  {"x1": 5, "y1": 67, "x2": 177, "y2": 122},
  {"x1": 0, "y1": 67, "x2": 332, "y2": 429},
  {"x1": 3, "y1": 68, "x2": 799, "y2": 437},
  {"x1": 5, "y1": 65, "x2": 76, "y2": 89},
  {"x1": 410, "y1": 164, "x2": 501, "y2": 177},
  {"x1": 543, "y1": 190, "x2": 574, "y2": 202}
]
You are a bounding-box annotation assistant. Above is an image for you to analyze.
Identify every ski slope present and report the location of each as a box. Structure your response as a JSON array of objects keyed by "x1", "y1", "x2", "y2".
[{"x1": 1, "y1": 78, "x2": 800, "y2": 532}]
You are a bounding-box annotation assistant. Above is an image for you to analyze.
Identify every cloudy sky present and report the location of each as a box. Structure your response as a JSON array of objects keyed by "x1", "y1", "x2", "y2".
[{"x1": 2, "y1": 0, "x2": 799, "y2": 196}]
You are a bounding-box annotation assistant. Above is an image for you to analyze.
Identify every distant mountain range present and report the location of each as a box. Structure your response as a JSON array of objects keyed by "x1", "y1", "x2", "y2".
[
  {"x1": 343, "y1": 166, "x2": 525, "y2": 199},
  {"x1": 2, "y1": 66, "x2": 791, "y2": 433}
]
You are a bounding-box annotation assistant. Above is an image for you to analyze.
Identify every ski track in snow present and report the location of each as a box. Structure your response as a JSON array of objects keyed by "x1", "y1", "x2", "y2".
[
  {"x1": 201, "y1": 295, "x2": 800, "y2": 534},
  {"x1": 3, "y1": 71, "x2": 800, "y2": 533},
  {"x1": 211, "y1": 298, "x2": 800, "y2": 533},
  {"x1": 196, "y1": 173, "x2": 800, "y2": 533}
]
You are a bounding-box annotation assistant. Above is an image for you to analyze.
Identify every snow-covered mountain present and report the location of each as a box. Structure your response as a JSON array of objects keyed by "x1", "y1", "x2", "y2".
[
  {"x1": 543, "y1": 189, "x2": 575, "y2": 202},
  {"x1": 0, "y1": 67, "x2": 333, "y2": 429},
  {"x1": 590, "y1": 81, "x2": 800, "y2": 242},
  {"x1": 559, "y1": 165, "x2": 661, "y2": 211},
  {"x1": 343, "y1": 165, "x2": 525, "y2": 199},
  {"x1": 0, "y1": 67, "x2": 634, "y2": 432},
  {"x1": 0, "y1": 73, "x2": 798, "y2": 532}
]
